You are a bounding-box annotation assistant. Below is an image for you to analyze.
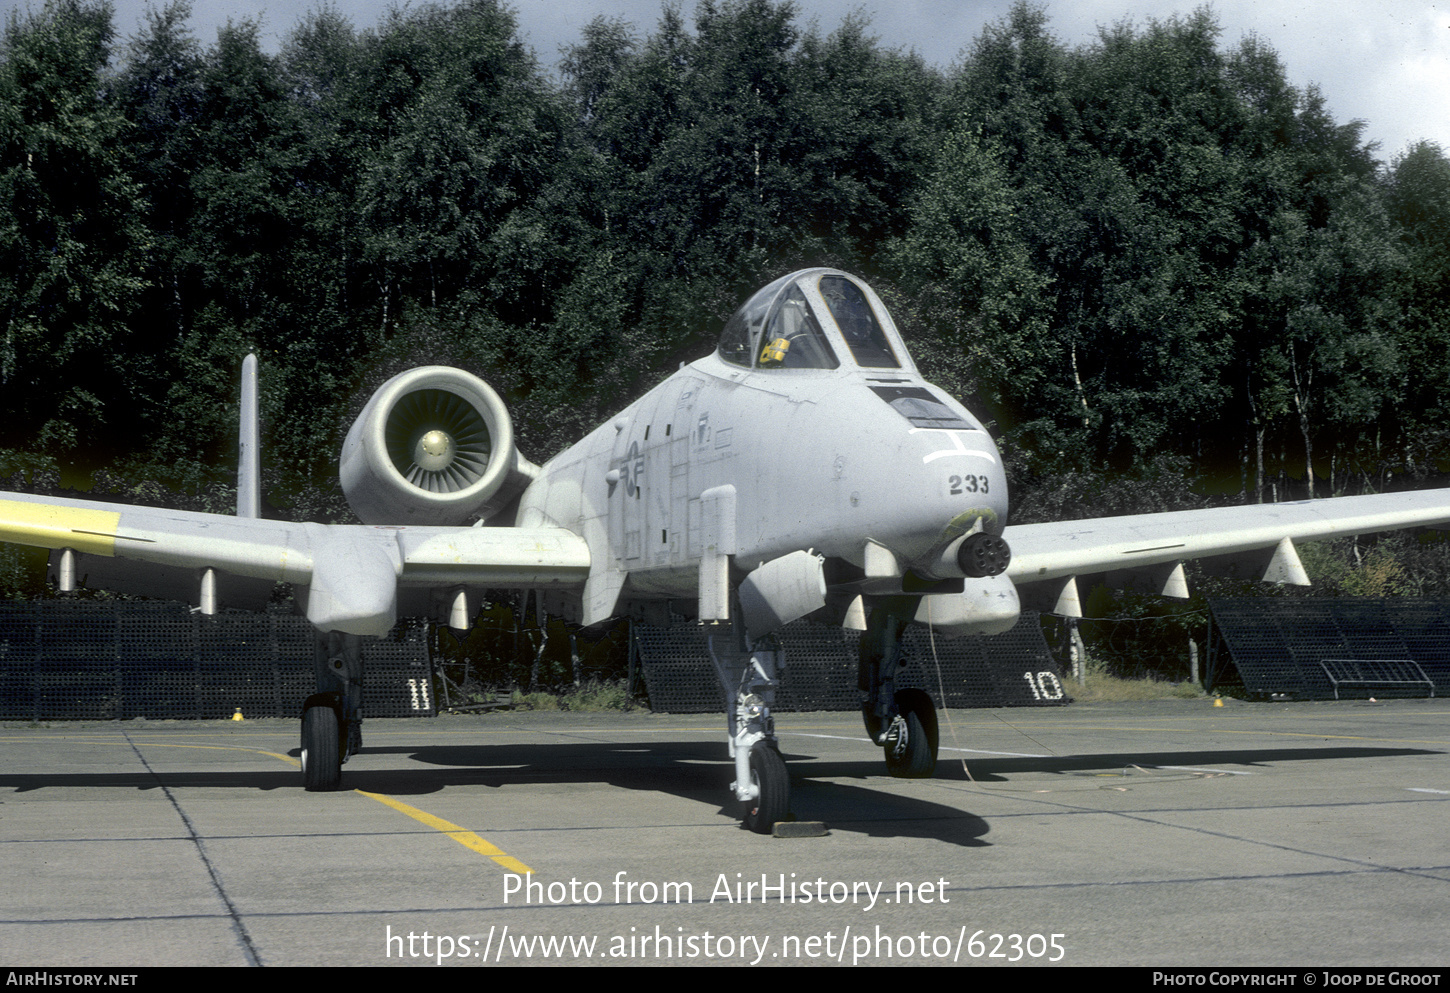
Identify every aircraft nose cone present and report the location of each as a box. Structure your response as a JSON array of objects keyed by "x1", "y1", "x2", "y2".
[{"x1": 414, "y1": 429, "x2": 456, "y2": 471}]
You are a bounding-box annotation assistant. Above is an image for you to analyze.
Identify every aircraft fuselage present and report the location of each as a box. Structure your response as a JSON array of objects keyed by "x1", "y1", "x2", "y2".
[{"x1": 516, "y1": 268, "x2": 1009, "y2": 626}]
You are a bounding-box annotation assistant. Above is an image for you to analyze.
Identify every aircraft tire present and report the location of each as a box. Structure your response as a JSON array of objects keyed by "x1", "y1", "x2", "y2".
[
  {"x1": 884, "y1": 689, "x2": 938, "y2": 779},
  {"x1": 301, "y1": 705, "x2": 342, "y2": 792},
  {"x1": 742, "y1": 745, "x2": 789, "y2": 834}
]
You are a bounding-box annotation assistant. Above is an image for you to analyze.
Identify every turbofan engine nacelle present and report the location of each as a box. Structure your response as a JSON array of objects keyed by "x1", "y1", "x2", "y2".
[{"x1": 340, "y1": 367, "x2": 538, "y2": 526}]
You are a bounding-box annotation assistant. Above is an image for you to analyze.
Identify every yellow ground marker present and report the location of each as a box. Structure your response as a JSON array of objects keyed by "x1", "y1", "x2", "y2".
[
  {"x1": 80, "y1": 736, "x2": 531, "y2": 873},
  {"x1": 356, "y1": 790, "x2": 533, "y2": 874}
]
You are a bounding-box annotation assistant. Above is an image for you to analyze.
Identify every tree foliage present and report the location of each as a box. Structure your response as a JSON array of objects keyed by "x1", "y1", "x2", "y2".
[
  {"x1": 0, "y1": 0, "x2": 1440, "y2": 531},
  {"x1": 0, "y1": 0, "x2": 150, "y2": 452}
]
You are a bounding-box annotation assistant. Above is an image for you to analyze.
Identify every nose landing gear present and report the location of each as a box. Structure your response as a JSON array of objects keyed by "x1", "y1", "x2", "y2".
[
  {"x1": 300, "y1": 631, "x2": 364, "y2": 792},
  {"x1": 864, "y1": 688, "x2": 938, "y2": 778},
  {"x1": 859, "y1": 597, "x2": 940, "y2": 778},
  {"x1": 709, "y1": 625, "x2": 790, "y2": 834}
]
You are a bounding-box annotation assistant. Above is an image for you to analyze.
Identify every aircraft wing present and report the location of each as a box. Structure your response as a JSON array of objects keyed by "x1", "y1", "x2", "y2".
[
  {"x1": 1003, "y1": 489, "x2": 1450, "y2": 612},
  {"x1": 0, "y1": 491, "x2": 590, "y2": 636}
]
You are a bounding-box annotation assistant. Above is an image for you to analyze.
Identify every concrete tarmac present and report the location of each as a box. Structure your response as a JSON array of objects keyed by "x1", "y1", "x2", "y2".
[{"x1": 2, "y1": 698, "x2": 1447, "y2": 967}]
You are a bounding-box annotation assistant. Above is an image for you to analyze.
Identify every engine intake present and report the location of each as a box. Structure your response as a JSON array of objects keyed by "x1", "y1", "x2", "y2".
[{"x1": 340, "y1": 367, "x2": 537, "y2": 526}]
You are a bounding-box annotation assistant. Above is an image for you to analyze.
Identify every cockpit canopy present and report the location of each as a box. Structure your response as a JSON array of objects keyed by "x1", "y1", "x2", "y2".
[{"x1": 717, "y1": 269, "x2": 910, "y2": 373}]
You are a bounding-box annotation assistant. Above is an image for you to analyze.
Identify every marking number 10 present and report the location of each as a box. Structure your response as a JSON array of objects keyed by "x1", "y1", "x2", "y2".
[{"x1": 1023, "y1": 671, "x2": 1064, "y2": 700}]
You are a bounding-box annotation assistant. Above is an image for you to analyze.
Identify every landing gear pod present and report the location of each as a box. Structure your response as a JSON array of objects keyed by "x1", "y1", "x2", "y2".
[{"x1": 736, "y1": 550, "x2": 827, "y2": 640}]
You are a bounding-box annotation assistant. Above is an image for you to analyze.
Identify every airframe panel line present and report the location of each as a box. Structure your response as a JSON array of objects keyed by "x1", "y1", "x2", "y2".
[{"x1": 0, "y1": 497, "x2": 120, "y2": 555}]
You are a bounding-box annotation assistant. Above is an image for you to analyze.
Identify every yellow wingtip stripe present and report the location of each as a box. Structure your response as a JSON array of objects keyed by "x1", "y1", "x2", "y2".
[{"x1": 0, "y1": 499, "x2": 120, "y2": 556}]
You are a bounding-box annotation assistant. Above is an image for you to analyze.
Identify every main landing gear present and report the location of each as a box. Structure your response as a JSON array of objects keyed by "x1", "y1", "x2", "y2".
[
  {"x1": 301, "y1": 631, "x2": 364, "y2": 792},
  {"x1": 707, "y1": 592, "x2": 943, "y2": 831},
  {"x1": 743, "y1": 743, "x2": 789, "y2": 834},
  {"x1": 859, "y1": 597, "x2": 939, "y2": 778},
  {"x1": 708, "y1": 622, "x2": 790, "y2": 834}
]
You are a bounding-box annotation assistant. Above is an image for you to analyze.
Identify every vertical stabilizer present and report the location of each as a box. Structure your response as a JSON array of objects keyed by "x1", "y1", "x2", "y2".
[{"x1": 238, "y1": 354, "x2": 260, "y2": 518}]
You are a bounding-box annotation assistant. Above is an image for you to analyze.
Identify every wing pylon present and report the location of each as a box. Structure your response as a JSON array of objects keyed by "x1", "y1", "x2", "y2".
[
  {"x1": 0, "y1": 492, "x2": 589, "y2": 636},
  {"x1": 1006, "y1": 491, "x2": 1450, "y2": 615}
]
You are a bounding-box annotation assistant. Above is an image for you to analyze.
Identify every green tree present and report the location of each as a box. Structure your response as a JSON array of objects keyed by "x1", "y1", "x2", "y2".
[
  {"x1": 1384, "y1": 142, "x2": 1450, "y2": 471},
  {"x1": 0, "y1": 0, "x2": 150, "y2": 453},
  {"x1": 885, "y1": 128, "x2": 1052, "y2": 419},
  {"x1": 553, "y1": 2, "x2": 942, "y2": 386},
  {"x1": 350, "y1": 0, "x2": 563, "y2": 329}
]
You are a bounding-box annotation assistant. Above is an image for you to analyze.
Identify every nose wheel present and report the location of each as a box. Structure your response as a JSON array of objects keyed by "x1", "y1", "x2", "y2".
[
  {"x1": 858, "y1": 598, "x2": 940, "y2": 777},
  {"x1": 863, "y1": 688, "x2": 939, "y2": 778},
  {"x1": 301, "y1": 703, "x2": 342, "y2": 791},
  {"x1": 708, "y1": 624, "x2": 793, "y2": 833}
]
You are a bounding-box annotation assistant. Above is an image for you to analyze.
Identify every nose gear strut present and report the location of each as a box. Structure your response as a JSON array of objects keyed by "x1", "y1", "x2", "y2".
[
  {"x1": 879, "y1": 713, "x2": 909, "y2": 759},
  {"x1": 707, "y1": 616, "x2": 790, "y2": 834},
  {"x1": 859, "y1": 596, "x2": 939, "y2": 778}
]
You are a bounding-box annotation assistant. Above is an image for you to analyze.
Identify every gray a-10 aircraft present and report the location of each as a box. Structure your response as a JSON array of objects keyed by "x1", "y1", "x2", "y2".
[{"x1": 3, "y1": 267, "x2": 1449, "y2": 832}]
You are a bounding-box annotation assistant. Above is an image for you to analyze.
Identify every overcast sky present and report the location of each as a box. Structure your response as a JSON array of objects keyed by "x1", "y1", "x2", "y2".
[{"x1": 7, "y1": 0, "x2": 1448, "y2": 162}]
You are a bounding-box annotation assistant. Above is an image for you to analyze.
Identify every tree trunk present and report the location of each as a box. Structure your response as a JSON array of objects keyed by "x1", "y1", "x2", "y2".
[
  {"x1": 1298, "y1": 409, "x2": 1313, "y2": 500},
  {"x1": 1289, "y1": 341, "x2": 1314, "y2": 499},
  {"x1": 1255, "y1": 427, "x2": 1266, "y2": 504},
  {"x1": 1071, "y1": 343, "x2": 1090, "y2": 428}
]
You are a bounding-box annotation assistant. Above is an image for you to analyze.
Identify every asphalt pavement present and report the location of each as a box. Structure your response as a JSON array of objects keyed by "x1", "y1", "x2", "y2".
[{"x1": 2, "y1": 697, "x2": 1447, "y2": 967}]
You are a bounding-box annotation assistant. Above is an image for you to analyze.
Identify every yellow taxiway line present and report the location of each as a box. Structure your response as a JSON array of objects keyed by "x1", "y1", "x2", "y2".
[
  {"x1": 5, "y1": 733, "x2": 534, "y2": 875},
  {"x1": 355, "y1": 790, "x2": 533, "y2": 874}
]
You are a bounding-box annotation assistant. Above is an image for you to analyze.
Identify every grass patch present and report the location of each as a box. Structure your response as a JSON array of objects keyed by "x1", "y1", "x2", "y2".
[
  {"x1": 509, "y1": 689, "x2": 560, "y2": 711},
  {"x1": 559, "y1": 680, "x2": 630, "y2": 712},
  {"x1": 501, "y1": 673, "x2": 1207, "y2": 711},
  {"x1": 507, "y1": 680, "x2": 631, "y2": 712},
  {"x1": 1065, "y1": 664, "x2": 1207, "y2": 702}
]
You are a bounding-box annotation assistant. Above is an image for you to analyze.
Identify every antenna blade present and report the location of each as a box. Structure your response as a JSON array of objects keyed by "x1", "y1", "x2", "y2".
[{"x1": 238, "y1": 354, "x2": 261, "y2": 518}]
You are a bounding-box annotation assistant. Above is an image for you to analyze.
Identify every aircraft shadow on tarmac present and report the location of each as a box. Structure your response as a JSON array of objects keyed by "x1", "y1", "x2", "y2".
[
  {"x1": 3, "y1": 740, "x2": 1436, "y2": 849},
  {"x1": 873, "y1": 745, "x2": 1439, "y2": 781},
  {"x1": 352, "y1": 740, "x2": 995, "y2": 846},
  {"x1": 330, "y1": 738, "x2": 1439, "y2": 846}
]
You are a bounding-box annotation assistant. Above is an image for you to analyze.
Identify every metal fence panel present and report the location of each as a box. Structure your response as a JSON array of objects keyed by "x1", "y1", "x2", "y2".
[
  {"x1": 1208, "y1": 598, "x2": 1450, "y2": 699},
  {"x1": 0, "y1": 602, "x2": 434, "y2": 719},
  {"x1": 635, "y1": 612, "x2": 1065, "y2": 713}
]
